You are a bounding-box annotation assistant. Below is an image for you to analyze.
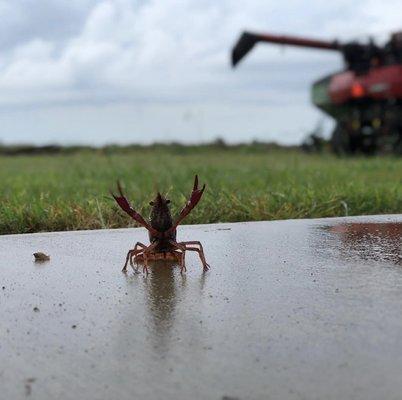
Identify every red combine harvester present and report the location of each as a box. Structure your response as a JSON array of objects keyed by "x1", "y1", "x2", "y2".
[{"x1": 231, "y1": 31, "x2": 402, "y2": 154}]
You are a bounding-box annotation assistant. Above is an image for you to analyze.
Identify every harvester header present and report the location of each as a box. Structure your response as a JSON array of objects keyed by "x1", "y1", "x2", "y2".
[{"x1": 231, "y1": 31, "x2": 340, "y2": 67}]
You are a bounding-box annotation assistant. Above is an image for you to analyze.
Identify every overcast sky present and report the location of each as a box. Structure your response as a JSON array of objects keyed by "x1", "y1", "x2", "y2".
[{"x1": 0, "y1": 0, "x2": 400, "y2": 145}]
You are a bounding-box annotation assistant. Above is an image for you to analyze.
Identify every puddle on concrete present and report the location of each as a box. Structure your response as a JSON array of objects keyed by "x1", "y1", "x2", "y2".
[{"x1": 318, "y1": 222, "x2": 402, "y2": 265}]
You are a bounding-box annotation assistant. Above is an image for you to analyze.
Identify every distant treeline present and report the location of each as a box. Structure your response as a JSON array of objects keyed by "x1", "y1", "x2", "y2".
[{"x1": 0, "y1": 138, "x2": 315, "y2": 156}]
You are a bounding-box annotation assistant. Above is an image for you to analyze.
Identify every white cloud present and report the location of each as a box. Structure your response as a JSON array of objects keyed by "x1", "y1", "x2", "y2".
[{"x1": 0, "y1": 0, "x2": 400, "y2": 144}]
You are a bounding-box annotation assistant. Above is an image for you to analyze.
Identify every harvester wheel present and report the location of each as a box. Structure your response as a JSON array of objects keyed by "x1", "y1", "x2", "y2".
[
  {"x1": 393, "y1": 133, "x2": 402, "y2": 155},
  {"x1": 331, "y1": 125, "x2": 350, "y2": 155}
]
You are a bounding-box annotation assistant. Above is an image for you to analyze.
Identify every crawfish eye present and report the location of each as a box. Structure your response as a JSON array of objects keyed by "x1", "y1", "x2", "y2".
[{"x1": 149, "y1": 201, "x2": 154, "y2": 206}]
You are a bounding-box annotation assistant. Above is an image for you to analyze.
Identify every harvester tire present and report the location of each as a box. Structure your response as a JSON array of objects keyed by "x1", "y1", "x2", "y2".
[{"x1": 331, "y1": 125, "x2": 350, "y2": 155}]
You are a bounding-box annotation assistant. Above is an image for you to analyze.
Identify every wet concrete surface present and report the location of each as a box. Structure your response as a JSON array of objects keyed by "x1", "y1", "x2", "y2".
[{"x1": 0, "y1": 215, "x2": 401, "y2": 400}]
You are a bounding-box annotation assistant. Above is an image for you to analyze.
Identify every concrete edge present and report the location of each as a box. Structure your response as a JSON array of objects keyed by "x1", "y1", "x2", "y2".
[{"x1": 1, "y1": 214, "x2": 401, "y2": 239}]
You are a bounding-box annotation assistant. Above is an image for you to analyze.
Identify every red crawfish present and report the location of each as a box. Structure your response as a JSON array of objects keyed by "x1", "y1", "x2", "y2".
[{"x1": 112, "y1": 175, "x2": 210, "y2": 274}]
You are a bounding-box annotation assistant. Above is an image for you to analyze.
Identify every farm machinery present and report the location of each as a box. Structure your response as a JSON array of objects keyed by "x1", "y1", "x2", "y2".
[{"x1": 231, "y1": 30, "x2": 402, "y2": 154}]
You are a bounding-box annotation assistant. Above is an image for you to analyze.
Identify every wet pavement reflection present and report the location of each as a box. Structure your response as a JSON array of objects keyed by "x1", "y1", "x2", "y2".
[
  {"x1": 319, "y1": 222, "x2": 402, "y2": 265},
  {"x1": 143, "y1": 261, "x2": 183, "y2": 352},
  {"x1": 1, "y1": 216, "x2": 402, "y2": 400},
  {"x1": 125, "y1": 259, "x2": 208, "y2": 355}
]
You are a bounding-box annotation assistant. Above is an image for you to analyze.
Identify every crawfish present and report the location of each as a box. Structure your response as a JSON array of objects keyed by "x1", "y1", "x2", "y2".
[{"x1": 112, "y1": 175, "x2": 210, "y2": 274}]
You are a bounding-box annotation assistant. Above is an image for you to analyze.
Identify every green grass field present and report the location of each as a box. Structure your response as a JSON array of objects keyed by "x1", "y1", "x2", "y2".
[{"x1": 0, "y1": 147, "x2": 401, "y2": 234}]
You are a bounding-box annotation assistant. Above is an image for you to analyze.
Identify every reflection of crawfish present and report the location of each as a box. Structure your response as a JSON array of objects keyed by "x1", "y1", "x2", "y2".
[{"x1": 112, "y1": 175, "x2": 210, "y2": 274}]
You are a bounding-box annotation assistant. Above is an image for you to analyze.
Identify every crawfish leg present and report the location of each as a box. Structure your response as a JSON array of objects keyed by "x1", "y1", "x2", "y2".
[
  {"x1": 123, "y1": 249, "x2": 136, "y2": 273},
  {"x1": 179, "y1": 250, "x2": 186, "y2": 273},
  {"x1": 168, "y1": 241, "x2": 187, "y2": 273},
  {"x1": 179, "y1": 241, "x2": 210, "y2": 271},
  {"x1": 129, "y1": 242, "x2": 147, "y2": 269},
  {"x1": 122, "y1": 242, "x2": 149, "y2": 273},
  {"x1": 141, "y1": 242, "x2": 158, "y2": 275}
]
